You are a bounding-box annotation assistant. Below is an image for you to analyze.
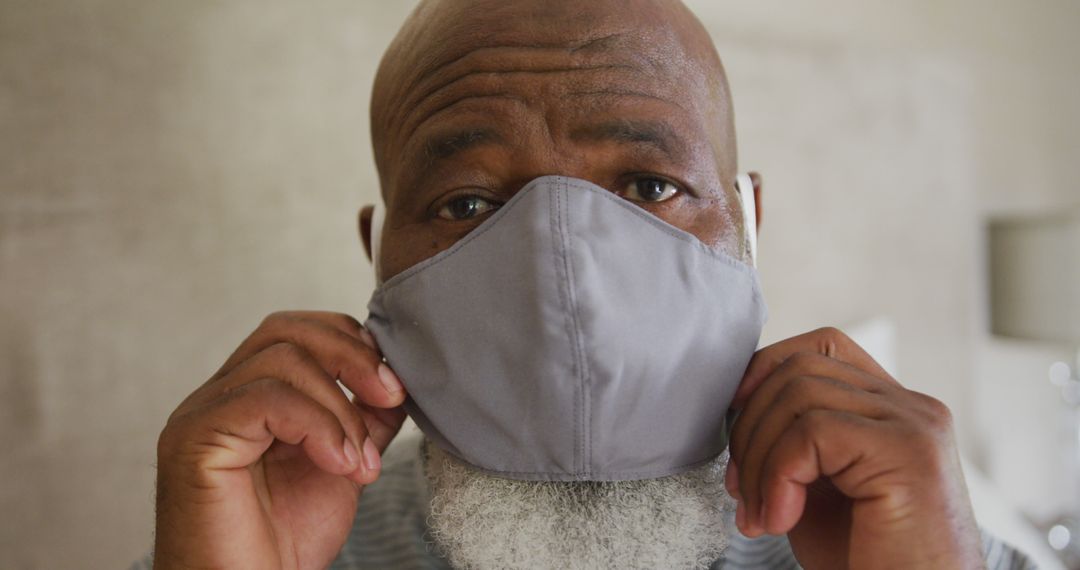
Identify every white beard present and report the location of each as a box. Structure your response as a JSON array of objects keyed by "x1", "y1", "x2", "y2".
[{"x1": 421, "y1": 439, "x2": 735, "y2": 570}]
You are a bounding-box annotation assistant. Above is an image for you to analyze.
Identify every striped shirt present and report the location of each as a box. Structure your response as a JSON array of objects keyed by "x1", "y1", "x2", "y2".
[{"x1": 132, "y1": 432, "x2": 1037, "y2": 569}]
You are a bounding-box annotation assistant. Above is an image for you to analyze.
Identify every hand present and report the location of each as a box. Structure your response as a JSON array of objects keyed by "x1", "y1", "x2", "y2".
[
  {"x1": 725, "y1": 327, "x2": 984, "y2": 570},
  {"x1": 153, "y1": 311, "x2": 408, "y2": 570}
]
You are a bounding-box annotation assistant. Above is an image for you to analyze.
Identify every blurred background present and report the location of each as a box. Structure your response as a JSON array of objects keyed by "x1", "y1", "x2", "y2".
[{"x1": 1, "y1": 0, "x2": 1078, "y2": 568}]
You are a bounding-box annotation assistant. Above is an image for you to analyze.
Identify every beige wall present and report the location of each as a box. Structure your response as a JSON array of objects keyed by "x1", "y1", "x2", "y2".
[{"x1": 1, "y1": 1, "x2": 1076, "y2": 567}]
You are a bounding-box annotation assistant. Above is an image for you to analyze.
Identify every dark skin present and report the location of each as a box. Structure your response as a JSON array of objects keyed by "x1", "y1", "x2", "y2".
[{"x1": 152, "y1": 1, "x2": 984, "y2": 569}]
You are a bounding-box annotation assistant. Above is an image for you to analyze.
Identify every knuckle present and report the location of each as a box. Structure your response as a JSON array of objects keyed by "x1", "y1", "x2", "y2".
[
  {"x1": 914, "y1": 391, "x2": 954, "y2": 431},
  {"x1": 814, "y1": 326, "x2": 851, "y2": 356},
  {"x1": 157, "y1": 407, "x2": 214, "y2": 463},
  {"x1": 261, "y1": 310, "x2": 288, "y2": 327},
  {"x1": 158, "y1": 403, "x2": 206, "y2": 457},
  {"x1": 259, "y1": 311, "x2": 299, "y2": 332},
  {"x1": 237, "y1": 376, "x2": 288, "y2": 402},
  {"x1": 156, "y1": 422, "x2": 183, "y2": 458},
  {"x1": 333, "y1": 312, "x2": 363, "y2": 332},
  {"x1": 264, "y1": 341, "x2": 308, "y2": 366},
  {"x1": 778, "y1": 351, "x2": 819, "y2": 375},
  {"x1": 815, "y1": 326, "x2": 847, "y2": 340},
  {"x1": 211, "y1": 378, "x2": 282, "y2": 417}
]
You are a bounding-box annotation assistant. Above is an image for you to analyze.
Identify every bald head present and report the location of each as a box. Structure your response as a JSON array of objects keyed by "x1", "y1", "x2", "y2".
[
  {"x1": 363, "y1": 0, "x2": 755, "y2": 283},
  {"x1": 372, "y1": 0, "x2": 735, "y2": 181}
]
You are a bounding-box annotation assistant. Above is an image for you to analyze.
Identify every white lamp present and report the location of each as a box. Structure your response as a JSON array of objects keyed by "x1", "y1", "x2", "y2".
[{"x1": 988, "y1": 212, "x2": 1080, "y2": 345}]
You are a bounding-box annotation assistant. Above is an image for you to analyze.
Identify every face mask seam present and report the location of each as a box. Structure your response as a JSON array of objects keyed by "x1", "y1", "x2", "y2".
[
  {"x1": 561, "y1": 177, "x2": 593, "y2": 480},
  {"x1": 550, "y1": 179, "x2": 584, "y2": 476}
]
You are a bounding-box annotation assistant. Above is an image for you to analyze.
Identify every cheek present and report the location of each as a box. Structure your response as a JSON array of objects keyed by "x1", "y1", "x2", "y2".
[
  {"x1": 663, "y1": 198, "x2": 741, "y2": 256},
  {"x1": 379, "y1": 230, "x2": 462, "y2": 283}
]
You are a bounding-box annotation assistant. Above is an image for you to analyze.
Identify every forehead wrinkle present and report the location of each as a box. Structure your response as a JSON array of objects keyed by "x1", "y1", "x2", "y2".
[
  {"x1": 400, "y1": 63, "x2": 635, "y2": 149},
  {"x1": 372, "y1": 0, "x2": 737, "y2": 199},
  {"x1": 410, "y1": 62, "x2": 637, "y2": 118},
  {"x1": 388, "y1": 28, "x2": 654, "y2": 144},
  {"x1": 403, "y1": 25, "x2": 639, "y2": 100},
  {"x1": 404, "y1": 31, "x2": 635, "y2": 103},
  {"x1": 563, "y1": 88, "x2": 689, "y2": 115},
  {"x1": 405, "y1": 92, "x2": 526, "y2": 157},
  {"x1": 569, "y1": 118, "x2": 687, "y2": 160}
]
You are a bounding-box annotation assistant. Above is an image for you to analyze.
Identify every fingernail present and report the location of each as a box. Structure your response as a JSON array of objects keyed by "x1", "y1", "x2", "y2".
[
  {"x1": 736, "y1": 501, "x2": 747, "y2": 531},
  {"x1": 377, "y1": 363, "x2": 403, "y2": 395},
  {"x1": 359, "y1": 328, "x2": 377, "y2": 350},
  {"x1": 362, "y1": 437, "x2": 381, "y2": 472},
  {"x1": 343, "y1": 438, "x2": 360, "y2": 469}
]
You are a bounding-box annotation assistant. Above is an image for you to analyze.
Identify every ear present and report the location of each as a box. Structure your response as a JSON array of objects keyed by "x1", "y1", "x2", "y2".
[
  {"x1": 748, "y1": 171, "x2": 763, "y2": 234},
  {"x1": 358, "y1": 205, "x2": 375, "y2": 262}
]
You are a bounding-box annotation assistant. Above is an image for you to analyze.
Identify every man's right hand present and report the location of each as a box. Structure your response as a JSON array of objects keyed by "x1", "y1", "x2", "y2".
[{"x1": 153, "y1": 311, "x2": 408, "y2": 570}]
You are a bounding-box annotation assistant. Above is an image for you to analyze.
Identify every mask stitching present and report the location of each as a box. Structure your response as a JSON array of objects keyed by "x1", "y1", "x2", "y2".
[
  {"x1": 550, "y1": 180, "x2": 583, "y2": 475},
  {"x1": 559, "y1": 177, "x2": 592, "y2": 479}
]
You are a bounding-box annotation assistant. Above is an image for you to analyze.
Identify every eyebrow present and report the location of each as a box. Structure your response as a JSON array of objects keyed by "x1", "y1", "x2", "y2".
[
  {"x1": 412, "y1": 117, "x2": 686, "y2": 173},
  {"x1": 569, "y1": 118, "x2": 686, "y2": 160},
  {"x1": 420, "y1": 127, "x2": 505, "y2": 168}
]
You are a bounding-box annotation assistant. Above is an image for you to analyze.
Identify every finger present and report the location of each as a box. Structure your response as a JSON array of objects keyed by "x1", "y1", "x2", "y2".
[
  {"x1": 724, "y1": 459, "x2": 742, "y2": 500},
  {"x1": 357, "y1": 401, "x2": 408, "y2": 450},
  {"x1": 357, "y1": 326, "x2": 380, "y2": 353},
  {"x1": 173, "y1": 378, "x2": 377, "y2": 486},
  {"x1": 731, "y1": 376, "x2": 891, "y2": 534},
  {"x1": 207, "y1": 342, "x2": 372, "y2": 460},
  {"x1": 754, "y1": 410, "x2": 883, "y2": 537},
  {"x1": 730, "y1": 352, "x2": 892, "y2": 463},
  {"x1": 220, "y1": 311, "x2": 366, "y2": 371},
  {"x1": 215, "y1": 312, "x2": 406, "y2": 408},
  {"x1": 733, "y1": 327, "x2": 897, "y2": 409}
]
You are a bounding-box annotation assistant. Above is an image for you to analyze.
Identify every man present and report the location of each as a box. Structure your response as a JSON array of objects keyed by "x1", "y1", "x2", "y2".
[{"x1": 140, "y1": 1, "x2": 1034, "y2": 568}]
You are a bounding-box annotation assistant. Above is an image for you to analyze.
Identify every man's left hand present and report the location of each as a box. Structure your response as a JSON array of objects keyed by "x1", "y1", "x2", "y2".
[{"x1": 726, "y1": 327, "x2": 985, "y2": 569}]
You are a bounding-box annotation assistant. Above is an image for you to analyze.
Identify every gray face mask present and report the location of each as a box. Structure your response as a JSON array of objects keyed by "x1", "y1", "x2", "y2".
[{"x1": 364, "y1": 176, "x2": 767, "y2": 482}]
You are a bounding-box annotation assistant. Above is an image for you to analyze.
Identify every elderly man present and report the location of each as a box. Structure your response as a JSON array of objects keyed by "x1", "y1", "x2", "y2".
[{"x1": 141, "y1": 1, "x2": 1034, "y2": 569}]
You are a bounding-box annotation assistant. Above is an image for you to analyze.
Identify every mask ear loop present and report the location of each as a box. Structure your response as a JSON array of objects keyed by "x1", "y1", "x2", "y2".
[
  {"x1": 735, "y1": 173, "x2": 758, "y2": 267},
  {"x1": 370, "y1": 201, "x2": 385, "y2": 285}
]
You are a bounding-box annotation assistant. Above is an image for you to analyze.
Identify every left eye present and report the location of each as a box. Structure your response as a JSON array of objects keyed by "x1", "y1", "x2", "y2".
[
  {"x1": 621, "y1": 177, "x2": 680, "y2": 203},
  {"x1": 436, "y1": 195, "x2": 500, "y2": 221}
]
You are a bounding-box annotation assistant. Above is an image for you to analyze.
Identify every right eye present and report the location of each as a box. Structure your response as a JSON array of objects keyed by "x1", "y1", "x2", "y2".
[
  {"x1": 620, "y1": 177, "x2": 681, "y2": 203},
  {"x1": 436, "y1": 195, "x2": 500, "y2": 221}
]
